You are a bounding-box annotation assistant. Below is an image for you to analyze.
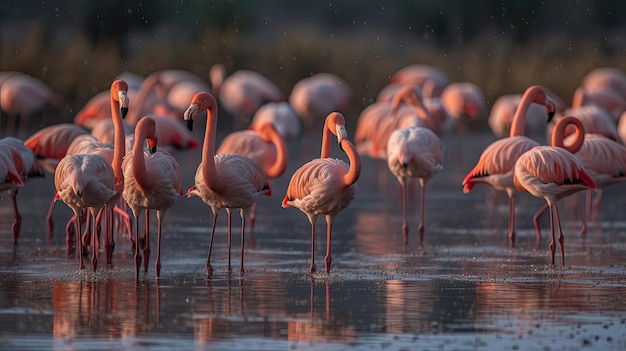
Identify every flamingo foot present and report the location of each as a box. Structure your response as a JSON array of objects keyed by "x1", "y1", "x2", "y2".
[{"x1": 310, "y1": 263, "x2": 316, "y2": 273}]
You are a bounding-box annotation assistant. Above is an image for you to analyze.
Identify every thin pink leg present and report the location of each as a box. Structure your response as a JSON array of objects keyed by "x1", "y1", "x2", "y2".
[
  {"x1": 10, "y1": 190, "x2": 21, "y2": 245},
  {"x1": 592, "y1": 189, "x2": 603, "y2": 221},
  {"x1": 239, "y1": 215, "x2": 246, "y2": 275},
  {"x1": 577, "y1": 193, "x2": 587, "y2": 238},
  {"x1": 324, "y1": 215, "x2": 334, "y2": 274},
  {"x1": 554, "y1": 203, "x2": 565, "y2": 267},
  {"x1": 548, "y1": 203, "x2": 556, "y2": 267},
  {"x1": 206, "y1": 211, "x2": 219, "y2": 274},
  {"x1": 46, "y1": 194, "x2": 58, "y2": 241},
  {"x1": 155, "y1": 214, "x2": 163, "y2": 278},
  {"x1": 227, "y1": 211, "x2": 232, "y2": 273},
  {"x1": 400, "y1": 181, "x2": 408, "y2": 246},
  {"x1": 507, "y1": 194, "x2": 516, "y2": 248},
  {"x1": 310, "y1": 220, "x2": 316, "y2": 273},
  {"x1": 533, "y1": 203, "x2": 548, "y2": 250},
  {"x1": 133, "y1": 212, "x2": 142, "y2": 282},
  {"x1": 76, "y1": 211, "x2": 85, "y2": 270},
  {"x1": 418, "y1": 180, "x2": 426, "y2": 246},
  {"x1": 143, "y1": 210, "x2": 150, "y2": 272},
  {"x1": 91, "y1": 210, "x2": 99, "y2": 271}
]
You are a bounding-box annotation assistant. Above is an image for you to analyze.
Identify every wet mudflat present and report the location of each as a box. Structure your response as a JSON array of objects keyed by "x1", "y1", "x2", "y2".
[{"x1": 1, "y1": 130, "x2": 626, "y2": 350}]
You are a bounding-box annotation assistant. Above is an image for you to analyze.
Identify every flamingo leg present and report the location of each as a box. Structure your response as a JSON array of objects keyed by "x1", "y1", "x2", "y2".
[
  {"x1": 310, "y1": 220, "x2": 316, "y2": 273},
  {"x1": 240, "y1": 214, "x2": 246, "y2": 275},
  {"x1": 554, "y1": 203, "x2": 565, "y2": 267},
  {"x1": 133, "y1": 211, "x2": 142, "y2": 282},
  {"x1": 324, "y1": 215, "x2": 334, "y2": 274},
  {"x1": 533, "y1": 203, "x2": 548, "y2": 250},
  {"x1": 106, "y1": 207, "x2": 115, "y2": 264},
  {"x1": 91, "y1": 210, "x2": 100, "y2": 271},
  {"x1": 10, "y1": 189, "x2": 21, "y2": 245},
  {"x1": 66, "y1": 215, "x2": 75, "y2": 255},
  {"x1": 76, "y1": 211, "x2": 85, "y2": 270},
  {"x1": 249, "y1": 202, "x2": 257, "y2": 232},
  {"x1": 155, "y1": 213, "x2": 163, "y2": 278},
  {"x1": 206, "y1": 211, "x2": 219, "y2": 274},
  {"x1": 143, "y1": 210, "x2": 150, "y2": 272},
  {"x1": 227, "y1": 211, "x2": 232, "y2": 273},
  {"x1": 591, "y1": 189, "x2": 603, "y2": 221},
  {"x1": 548, "y1": 203, "x2": 556, "y2": 267},
  {"x1": 47, "y1": 194, "x2": 59, "y2": 242},
  {"x1": 577, "y1": 193, "x2": 587, "y2": 238},
  {"x1": 507, "y1": 194, "x2": 516, "y2": 248},
  {"x1": 418, "y1": 179, "x2": 426, "y2": 246},
  {"x1": 400, "y1": 181, "x2": 408, "y2": 246}
]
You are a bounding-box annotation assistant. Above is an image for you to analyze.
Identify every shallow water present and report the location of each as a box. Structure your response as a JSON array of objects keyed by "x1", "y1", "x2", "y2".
[{"x1": 1, "y1": 130, "x2": 626, "y2": 350}]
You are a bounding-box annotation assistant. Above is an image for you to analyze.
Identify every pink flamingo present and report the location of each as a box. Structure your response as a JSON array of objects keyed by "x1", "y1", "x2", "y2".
[
  {"x1": 122, "y1": 116, "x2": 182, "y2": 280},
  {"x1": 548, "y1": 105, "x2": 619, "y2": 143},
  {"x1": 386, "y1": 126, "x2": 443, "y2": 246},
  {"x1": 209, "y1": 64, "x2": 285, "y2": 129},
  {"x1": 217, "y1": 120, "x2": 288, "y2": 229},
  {"x1": 440, "y1": 82, "x2": 486, "y2": 127},
  {"x1": 250, "y1": 101, "x2": 301, "y2": 141},
  {"x1": 571, "y1": 86, "x2": 626, "y2": 123},
  {"x1": 378, "y1": 64, "x2": 449, "y2": 101},
  {"x1": 580, "y1": 67, "x2": 626, "y2": 101},
  {"x1": 514, "y1": 117, "x2": 597, "y2": 267},
  {"x1": 54, "y1": 152, "x2": 116, "y2": 271},
  {"x1": 0, "y1": 138, "x2": 33, "y2": 244},
  {"x1": 462, "y1": 85, "x2": 556, "y2": 248},
  {"x1": 183, "y1": 92, "x2": 271, "y2": 275},
  {"x1": 289, "y1": 73, "x2": 352, "y2": 132},
  {"x1": 534, "y1": 117, "x2": 626, "y2": 240},
  {"x1": 282, "y1": 112, "x2": 361, "y2": 273},
  {"x1": 0, "y1": 71, "x2": 60, "y2": 137}
]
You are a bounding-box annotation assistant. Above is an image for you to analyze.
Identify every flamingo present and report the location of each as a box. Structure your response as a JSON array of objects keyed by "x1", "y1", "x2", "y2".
[
  {"x1": 439, "y1": 82, "x2": 486, "y2": 128},
  {"x1": 571, "y1": 86, "x2": 626, "y2": 123},
  {"x1": 0, "y1": 71, "x2": 60, "y2": 137},
  {"x1": 209, "y1": 64, "x2": 285, "y2": 129},
  {"x1": 462, "y1": 85, "x2": 556, "y2": 248},
  {"x1": 534, "y1": 117, "x2": 626, "y2": 240},
  {"x1": 249, "y1": 101, "x2": 302, "y2": 141},
  {"x1": 289, "y1": 73, "x2": 352, "y2": 132},
  {"x1": 183, "y1": 92, "x2": 271, "y2": 275},
  {"x1": 122, "y1": 116, "x2": 182, "y2": 280},
  {"x1": 54, "y1": 152, "x2": 116, "y2": 271},
  {"x1": 217, "y1": 120, "x2": 288, "y2": 229},
  {"x1": 580, "y1": 67, "x2": 626, "y2": 101},
  {"x1": 282, "y1": 112, "x2": 361, "y2": 273},
  {"x1": 377, "y1": 64, "x2": 449, "y2": 101},
  {"x1": 514, "y1": 117, "x2": 597, "y2": 267},
  {"x1": 386, "y1": 126, "x2": 443, "y2": 246},
  {"x1": 0, "y1": 138, "x2": 34, "y2": 244}
]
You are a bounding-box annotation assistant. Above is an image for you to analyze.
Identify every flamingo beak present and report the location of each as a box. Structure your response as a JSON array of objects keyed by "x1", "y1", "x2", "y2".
[
  {"x1": 147, "y1": 136, "x2": 158, "y2": 154},
  {"x1": 184, "y1": 104, "x2": 198, "y2": 131},
  {"x1": 546, "y1": 101, "x2": 556, "y2": 123},
  {"x1": 119, "y1": 91, "x2": 129, "y2": 119}
]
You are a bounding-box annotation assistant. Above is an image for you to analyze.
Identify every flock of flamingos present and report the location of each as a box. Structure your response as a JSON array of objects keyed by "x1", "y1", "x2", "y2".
[{"x1": 1, "y1": 64, "x2": 626, "y2": 281}]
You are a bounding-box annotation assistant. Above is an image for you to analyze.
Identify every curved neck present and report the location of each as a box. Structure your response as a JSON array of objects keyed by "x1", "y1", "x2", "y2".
[
  {"x1": 341, "y1": 139, "x2": 361, "y2": 186},
  {"x1": 132, "y1": 128, "x2": 149, "y2": 190},
  {"x1": 202, "y1": 103, "x2": 225, "y2": 191},
  {"x1": 129, "y1": 74, "x2": 159, "y2": 120},
  {"x1": 111, "y1": 97, "x2": 125, "y2": 183},
  {"x1": 264, "y1": 128, "x2": 288, "y2": 178},
  {"x1": 552, "y1": 116, "x2": 585, "y2": 154},
  {"x1": 321, "y1": 118, "x2": 335, "y2": 158},
  {"x1": 510, "y1": 86, "x2": 544, "y2": 137}
]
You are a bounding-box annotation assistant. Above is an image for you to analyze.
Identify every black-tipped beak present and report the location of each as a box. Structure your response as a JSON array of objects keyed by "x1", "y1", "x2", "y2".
[
  {"x1": 121, "y1": 107, "x2": 128, "y2": 119},
  {"x1": 186, "y1": 119, "x2": 194, "y2": 131},
  {"x1": 149, "y1": 145, "x2": 157, "y2": 154},
  {"x1": 547, "y1": 111, "x2": 555, "y2": 123}
]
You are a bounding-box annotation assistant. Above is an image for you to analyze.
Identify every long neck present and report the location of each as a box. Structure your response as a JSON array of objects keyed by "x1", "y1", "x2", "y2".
[
  {"x1": 320, "y1": 120, "x2": 334, "y2": 158},
  {"x1": 111, "y1": 98, "x2": 125, "y2": 183},
  {"x1": 129, "y1": 74, "x2": 159, "y2": 120},
  {"x1": 552, "y1": 117, "x2": 585, "y2": 154},
  {"x1": 510, "y1": 88, "x2": 542, "y2": 137},
  {"x1": 132, "y1": 130, "x2": 149, "y2": 190},
  {"x1": 201, "y1": 104, "x2": 225, "y2": 191},
  {"x1": 264, "y1": 129, "x2": 288, "y2": 178},
  {"x1": 341, "y1": 139, "x2": 361, "y2": 186}
]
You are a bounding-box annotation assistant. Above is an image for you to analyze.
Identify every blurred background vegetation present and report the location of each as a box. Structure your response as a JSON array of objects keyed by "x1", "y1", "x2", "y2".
[{"x1": 1, "y1": 0, "x2": 626, "y2": 123}]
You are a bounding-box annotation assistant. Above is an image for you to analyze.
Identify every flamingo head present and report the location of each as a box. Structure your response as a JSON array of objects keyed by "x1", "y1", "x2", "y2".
[
  {"x1": 112, "y1": 80, "x2": 130, "y2": 119},
  {"x1": 184, "y1": 92, "x2": 217, "y2": 131}
]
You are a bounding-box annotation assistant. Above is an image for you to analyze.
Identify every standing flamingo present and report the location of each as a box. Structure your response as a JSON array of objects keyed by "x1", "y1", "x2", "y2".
[
  {"x1": 514, "y1": 119, "x2": 597, "y2": 266},
  {"x1": 209, "y1": 64, "x2": 285, "y2": 130},
  {"x1": 282, "y1": 112, "x2": 361, "y2": 273},
  {"x1": 183, "y1": 92, "x2": 271, "y2": 275},
  {"x1": 462, "y1": 85, "x2": 556, "y2": 248},
  {"x1": 217, "y1": 120, "x2": 288, "y2": 229},
  {"x1": 122, "y1": 116, "x2": 182, "y2": 280},
  {"x1": 55, "y1": 152, "x2": 116, "y2": 271},
  {"x1": 386, "y1": 126, "x2": 443, "y2": 246}
]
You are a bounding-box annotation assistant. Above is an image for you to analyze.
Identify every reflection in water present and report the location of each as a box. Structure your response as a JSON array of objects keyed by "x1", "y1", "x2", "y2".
[{"x1": 52, "y1": 280, "x2": 160, "y2": 347}]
